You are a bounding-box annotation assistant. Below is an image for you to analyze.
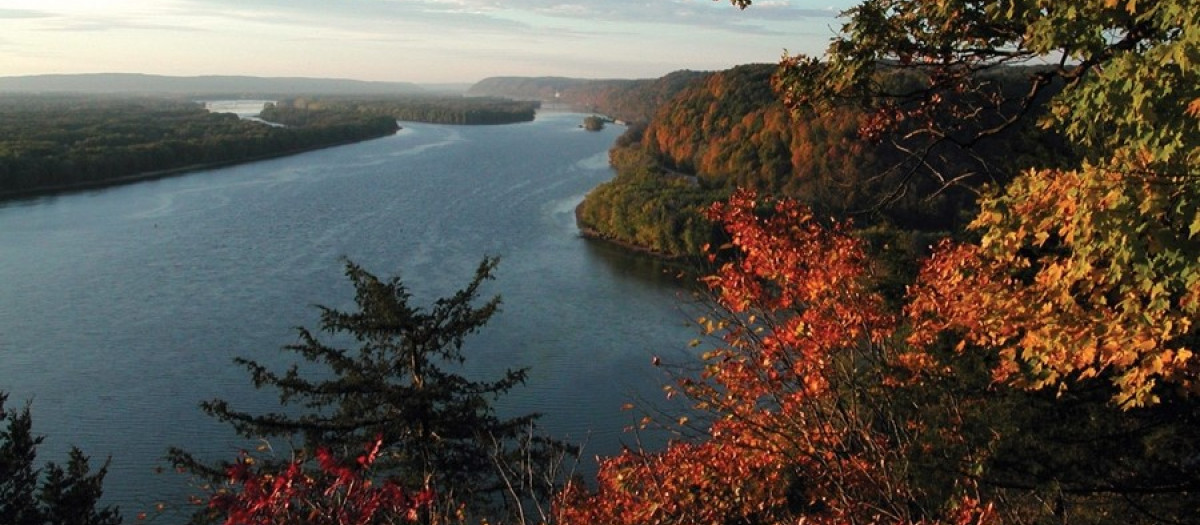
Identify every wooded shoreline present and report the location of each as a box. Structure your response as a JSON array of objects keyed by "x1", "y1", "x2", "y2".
[
  {"x1": 0, "y1": 94, "x2": 541, "y2": 200},
  {"x1": 0, "y1": 130, "x2": 397, "y2": 202}
]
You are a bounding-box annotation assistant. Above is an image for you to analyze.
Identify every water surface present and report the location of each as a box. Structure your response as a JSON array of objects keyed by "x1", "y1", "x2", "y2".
[{"x1": 0, "y1": 112, "x2": 699, "y2": 515}]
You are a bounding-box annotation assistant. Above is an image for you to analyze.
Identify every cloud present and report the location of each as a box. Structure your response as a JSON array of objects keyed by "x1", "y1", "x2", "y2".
[
  {"x1": 49, "y1": 18, "x2": 208, "y2": 33},
  {"x1": 498, "y1": 0, "x2": 844, "y2": 39},
  {"x1": 430, "y1": 0, "x2": 843, "y2": 24},
  {"x1": 167, "y1": 0, "x2": 536, "y2": 38},
  {"x1": 168, "y1": 0, "x2": 842, "y2": 39},
  {"x1": 1, "y1": 0, "x2": 850, "y2": 82},
  {"x1": 0, "y1": 8, "x2": 52, "y2": 19}
]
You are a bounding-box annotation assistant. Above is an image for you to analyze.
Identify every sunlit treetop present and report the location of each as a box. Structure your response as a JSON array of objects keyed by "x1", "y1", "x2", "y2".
[
  {"x1": 774, "y1": 0, "x2": 1199, "y2": 177},
  {"x1": 765, "y1": 0, "x2": 1200, "y2": 407}
]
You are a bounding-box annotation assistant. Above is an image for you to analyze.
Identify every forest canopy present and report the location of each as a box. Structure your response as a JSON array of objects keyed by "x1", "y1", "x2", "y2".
[
  {"x1": 0, "y1": 95, "x2": 397, "y2": 197},
  {"x1": 262, "y1": 95, "x2": 539, "y2": 126},
  {"x1": 575, "y1": 62, "x2": 1066, "y2": 259}
]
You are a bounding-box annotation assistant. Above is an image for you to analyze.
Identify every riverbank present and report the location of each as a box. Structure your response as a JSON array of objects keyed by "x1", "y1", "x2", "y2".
[
  {"x1": 575, "y1": 223, "x2": 684, "y2": 261},
  {"x1": 574, "y1": 205, "x2": 710, "y2": 276},
  {"x1": 0, "y1": 130, "x2": 398, "y2": 202}
]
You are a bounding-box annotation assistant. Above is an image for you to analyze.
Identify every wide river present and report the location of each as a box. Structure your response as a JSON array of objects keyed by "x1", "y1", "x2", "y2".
[{"x1": 0, "y1": 112, "x2": 701, "y2": 517}]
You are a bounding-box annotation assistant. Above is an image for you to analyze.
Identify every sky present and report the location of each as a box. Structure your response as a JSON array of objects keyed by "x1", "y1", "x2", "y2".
[{"x1": 0, "y1": 0, "x2": 856, "y2": 84}]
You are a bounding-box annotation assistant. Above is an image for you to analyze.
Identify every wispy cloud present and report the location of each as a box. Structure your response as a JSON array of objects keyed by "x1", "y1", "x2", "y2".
[
  {"x1": 167, "y1": 0, "x2": 840, "y2": 38},
  {"x1": 2, "y1": 0, "x2": 853, "y2": 82},
  {"x1": 0, "y1": 8, "x2": 52, "y2": 19},
  {"x1": 428, "y1": 0, "x2": 842, "y2": 28},
  {"x1": 48, "y1": 17, "x2": 208, "y2": 33},
  {"x1": 166, "y1": 0, "x2": 536, "y2": 38}
]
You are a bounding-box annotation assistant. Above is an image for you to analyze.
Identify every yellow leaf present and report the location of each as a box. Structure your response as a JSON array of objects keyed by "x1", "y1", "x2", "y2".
[
  {"x1": 1175, "y1": 349, "x2": 1194, "y2": 366},
  {"x1": 1033, "y1": 230, "x2": 1049, "y2": 246}
]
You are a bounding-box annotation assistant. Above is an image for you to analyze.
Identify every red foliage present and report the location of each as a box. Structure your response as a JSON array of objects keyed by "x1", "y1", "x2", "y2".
[
  {"x1": 557, "y1": 190, "x2": 997, "y2": 524},
  {"x1": 208, "y1": 437, "x2": 434, "y2": 525}
]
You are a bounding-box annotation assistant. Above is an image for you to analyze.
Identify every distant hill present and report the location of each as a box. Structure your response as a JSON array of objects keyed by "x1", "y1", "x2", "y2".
[
  {"x1": 0, "y1": 73, "x2": 425, "y2": 96},
  {"x1": 467, "y1": 76, "x2": 597, "y2": 101},
  {"x1": 468, "y1": 71, "x2": 708, "y2": 123},
  {"x1": 417, "y1": 83, "x2": 476, "y2": 95}
]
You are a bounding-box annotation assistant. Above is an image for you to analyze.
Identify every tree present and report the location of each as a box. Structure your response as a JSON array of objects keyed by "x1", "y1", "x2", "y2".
[
  {"x1": 581, "y1": 115, "x2": 606, "y2": 131},
  {"x1": 774, "y1": 0, "x2": 1198, "y2": 174},
  {"x1": 906, "y1": 162, "x2": 1199, "y2": 407},
  {"x1": 171, "y1": 258, "x2": 568, "y2": 520},
  {"x1": 0, "y1": 392, "x2": 123, "y2": 525},
  {"x1": 767, "y1": 0, "x2": 1199, "y2": 407},
  {"x1": 706, "y1": 0, "x2": 1199, "y2": 520},
  {"x1": 558, "y1": 191, "x2": 997, "y2": 525}
]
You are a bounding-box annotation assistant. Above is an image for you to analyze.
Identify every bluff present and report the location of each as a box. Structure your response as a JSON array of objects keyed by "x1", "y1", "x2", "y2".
[{"x1": 575, "y1": 63, "x2": 1067, "y2": 259}]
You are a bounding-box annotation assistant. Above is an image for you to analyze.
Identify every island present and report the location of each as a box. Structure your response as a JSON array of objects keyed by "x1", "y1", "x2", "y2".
[
  {"x1": 0, "y1": 94, "x2": 540, "y2": 199},
  {"x1": 581, "y1": 115, "x2": 607, "y2": 131}
]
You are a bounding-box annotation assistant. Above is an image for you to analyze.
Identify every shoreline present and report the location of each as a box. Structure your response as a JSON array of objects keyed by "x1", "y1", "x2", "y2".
[
  {"x1": 0, "y1": 131, "x2": 398, "y2": 202},
  {"x1": 574, "y1": 220, "x2": 695, "y2": 263}
]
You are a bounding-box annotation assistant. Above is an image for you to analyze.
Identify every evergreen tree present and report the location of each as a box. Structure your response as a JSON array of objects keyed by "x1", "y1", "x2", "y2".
[
  {"x1": 0, "y1": 392, "x2": 122, "y2": 525},
  {"x1": 171, "y1": 257, "x2": 567, "y2": 518}
]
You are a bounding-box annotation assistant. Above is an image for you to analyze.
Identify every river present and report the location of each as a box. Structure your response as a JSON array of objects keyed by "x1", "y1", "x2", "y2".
[{"x1": 0, "y1": 112, "x2": 701, "y2": 517}]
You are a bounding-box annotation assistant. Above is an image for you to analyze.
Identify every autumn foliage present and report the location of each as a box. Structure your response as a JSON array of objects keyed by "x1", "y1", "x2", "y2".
[
  {"x1": 772, "y1": 0, "x2": 1200, "y2": 410},
  {"x1": 559, "y1": 190, "x2": 997, "y2": 525},
  {"x1": 206, "y1": 437, "x2": 434, "y2": 525},
  {"x1": 907, "y1": 161, "x2": 1199, "y2": 407}
]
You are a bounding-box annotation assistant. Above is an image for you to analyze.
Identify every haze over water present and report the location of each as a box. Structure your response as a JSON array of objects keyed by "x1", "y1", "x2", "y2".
[{"x1": 0, "y1": 112, "x2": 699, "y2": 516}]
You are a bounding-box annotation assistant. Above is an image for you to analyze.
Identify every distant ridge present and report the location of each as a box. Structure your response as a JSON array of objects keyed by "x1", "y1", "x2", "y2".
[
  {"x1": 0, "y1": 73, "x2": 425, "y2": 96},
  {"x1": 467, "y1": 71, "x2": 708, "y2": 123},
  {"x1": 466, "y1": 76, "x2": 600, "y2": 101}
]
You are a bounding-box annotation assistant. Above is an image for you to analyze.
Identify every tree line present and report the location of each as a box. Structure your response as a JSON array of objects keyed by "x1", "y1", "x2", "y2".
[
  {"x1": 0, "y1": 94, "x2": 541, "y2": 198},
  {"x1": 0, "y1": 95, "x2": 399, "y2": 197},
  {"x1": 262, "y1": 95, "x2": 539, "y2": 126}
]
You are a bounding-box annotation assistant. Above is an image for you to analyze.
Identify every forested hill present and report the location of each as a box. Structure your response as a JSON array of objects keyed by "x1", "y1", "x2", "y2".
[
  {"x1": 467, "y1": 70, "x2": 707, "y2": 123},
  {"x1": 576, "y1": 63, "x2": 1068, "y2": 258},
  {"x1": 466, "y1": 76, "x2": 593, "y2": 100},
  {"x1": 0, "y1": 73, "x2": 425, "y2": 97}
]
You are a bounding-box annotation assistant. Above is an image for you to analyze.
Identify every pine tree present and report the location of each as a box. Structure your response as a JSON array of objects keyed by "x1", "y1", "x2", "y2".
[
  {"x1": 0, "y1": 392, "x2": 122, "y2": 525},
  {"x1": 171, "y1": 257, "x2": 567, "y2": 517}
]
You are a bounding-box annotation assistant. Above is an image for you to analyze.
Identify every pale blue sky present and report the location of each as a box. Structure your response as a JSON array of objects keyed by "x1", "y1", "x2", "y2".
[{"x1": 0, "y1": 0, "x2": 854, "y2": 83}]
